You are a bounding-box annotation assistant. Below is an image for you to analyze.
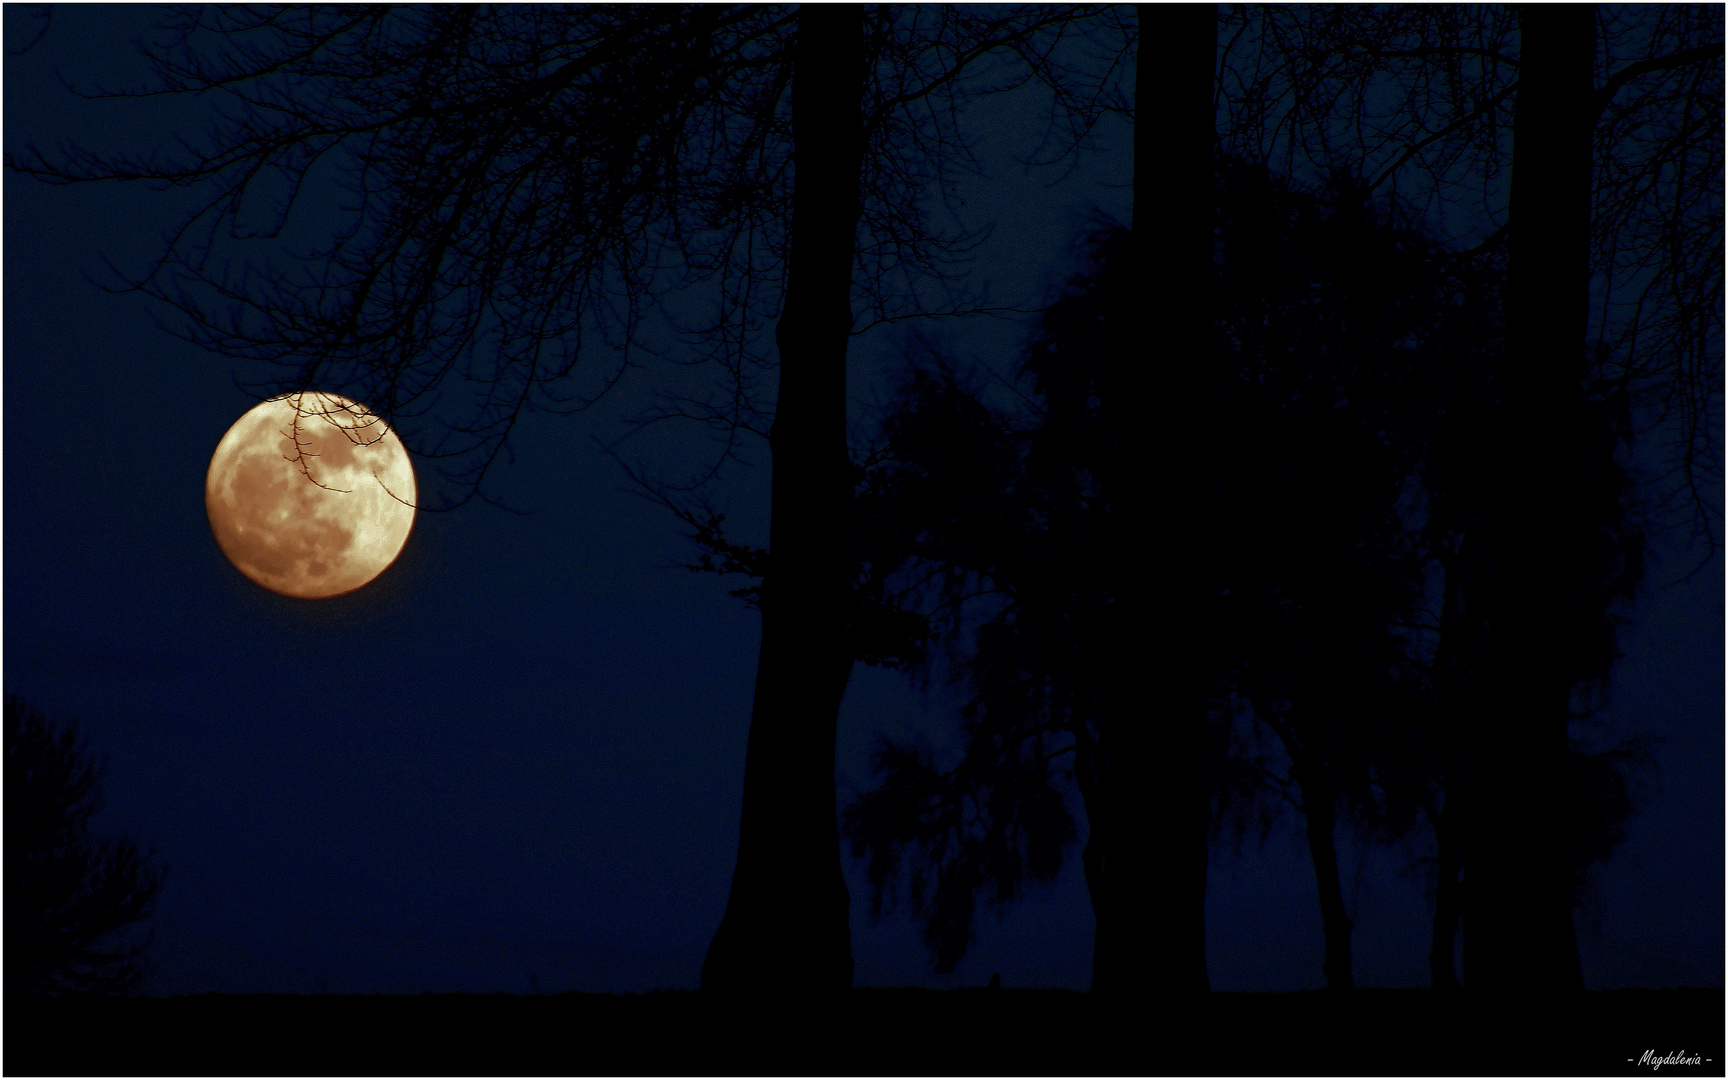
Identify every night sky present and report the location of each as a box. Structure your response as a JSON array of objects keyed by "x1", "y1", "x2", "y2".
[{"x1": 5, "y1": 5, "x2": 1722, "y2": 997}]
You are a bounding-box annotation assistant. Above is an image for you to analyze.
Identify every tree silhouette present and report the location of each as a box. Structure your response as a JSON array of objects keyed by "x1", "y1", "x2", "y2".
[
  {"x1": 1218, "y1": 3, "x2": 1720, "y2": 989},
  {"x1": 839, "y1": 338, "x2": 1101, "y2": 978},
  {"x1": 8, "y1": 4, "x2": 1131, "y2": 990},
  {"x1": 823, "y1": 2, "x2": 1216, "y2": 993},
  {"x1": 5, "y1": 697, "x2": 164, "y2": 997},
  {"x1": 832, "y1": 157, "x2": 1427, "y2": 988},
  {"x1": 805, "y1": 2, "x2": 1218, "y2": 994},
  {"x1": 832, "y1": 132, "x2": 1658, "y2": 995},
  {"x1": 1211, "y1": 162, "x2": 1467, "y2": 992}
]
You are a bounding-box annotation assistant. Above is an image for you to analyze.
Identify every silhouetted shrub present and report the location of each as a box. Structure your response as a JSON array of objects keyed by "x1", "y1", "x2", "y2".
[{"x1": 5, "y1": 696, "x2": 164, "y2": 996}]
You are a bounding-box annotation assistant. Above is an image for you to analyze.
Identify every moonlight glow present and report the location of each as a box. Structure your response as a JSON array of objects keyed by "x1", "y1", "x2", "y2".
[{"x1": 205, "y1": 393, "x2": 416, "y2": 599}]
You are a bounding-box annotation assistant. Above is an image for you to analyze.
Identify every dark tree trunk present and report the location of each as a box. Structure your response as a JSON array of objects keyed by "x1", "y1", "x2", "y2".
[
  {"x1": 1465, "y1": 3, "x2": 1595, "y2": 992},
  {"x1": 1429, "y1": 551, "x2": 1466, "y2": 990},
  {"x1": 1295, "y1": 764, "x2": 1355, "y2": 991},
  {"x1": 1429, "y1": 782, "x2": 1464, "y2": 990},
  {"x1": 701, "y1": 4, "x2": 866, "y2": 992},
  {"x1": 1095, "y1": 1, "x2": 1214, "y2": 996},
  {"x1": 1072, "y1": 719, "x2": 1112, "y2": 983}
]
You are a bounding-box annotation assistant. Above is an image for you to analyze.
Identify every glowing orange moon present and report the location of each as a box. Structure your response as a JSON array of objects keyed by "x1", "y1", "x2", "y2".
[{"x1": 205, "y1": 392, "x2": 416, "y2": 599}]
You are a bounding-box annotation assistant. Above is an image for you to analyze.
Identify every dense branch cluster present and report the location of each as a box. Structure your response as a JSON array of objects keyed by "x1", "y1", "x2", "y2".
[
  {"x1": 1219, "y1": 4, "x2": 1723, "y2": 564},
  {"x1": 10, "y1": 4, "x2": 1128, "y2": 506},
  {"x1": 1591, "y1": 6, "x2": 1725, "y2": 554}
]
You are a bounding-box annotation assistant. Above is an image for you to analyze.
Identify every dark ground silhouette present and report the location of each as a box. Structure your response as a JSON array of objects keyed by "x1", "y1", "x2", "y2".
[{"x1": 6, "y1": 988, "x2": 1722, "y2": 1076}]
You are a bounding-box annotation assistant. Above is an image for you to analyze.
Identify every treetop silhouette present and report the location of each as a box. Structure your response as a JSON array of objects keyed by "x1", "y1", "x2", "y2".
[{"x1": 5, "y1": 696, "x2": 165, "y2": 997}]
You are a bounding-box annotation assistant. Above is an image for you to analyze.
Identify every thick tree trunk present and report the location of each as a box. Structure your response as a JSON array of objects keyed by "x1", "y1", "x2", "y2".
[
  {"x1": 1465, "y1": 3, "x2": 1595, "y2": 992},
  {"x1": 1095, "y1": 1, "x2": 1214, "y2": 996},
  {"x1": 701, "y1": 4, "x2": 866, "y2": 992},
  {"x1": 1296, "y1": 766, "x2": 1355, "y2": 991}
]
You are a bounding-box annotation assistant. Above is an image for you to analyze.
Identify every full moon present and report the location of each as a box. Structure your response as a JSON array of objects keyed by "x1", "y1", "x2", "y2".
[{"x1": 206, "y1": 392, "x2": 416, "y2": 599}]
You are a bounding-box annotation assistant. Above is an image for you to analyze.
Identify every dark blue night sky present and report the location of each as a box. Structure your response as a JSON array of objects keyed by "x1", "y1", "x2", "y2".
[{"x1": 4, "y1": 5, "x2": 1721, "y2": 997}]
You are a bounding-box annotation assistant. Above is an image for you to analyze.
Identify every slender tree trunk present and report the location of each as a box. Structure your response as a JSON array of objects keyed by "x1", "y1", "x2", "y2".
[
  {"x1": 701, "y1": 4, "x2": 866, "y2": 992},
  {"x1": 1097, "y1": 1, "x2": 1213, "y2": 996},
  {"x1": 1295, "y1": 763, "x2": 1355, "y2": 991},
  {"x1": 1429, "y1": 784, "x2": 1463, "y2": 990},
  {"x1": 1465, "y1": 3, "x2": 1594, "y2": 992},
  {"x1": 1429, "y1": 551, "x2": 1466, "y2": 990},
  {"x1": 1071, "y1": 716, "x2": 1112, "y2": 983}
]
